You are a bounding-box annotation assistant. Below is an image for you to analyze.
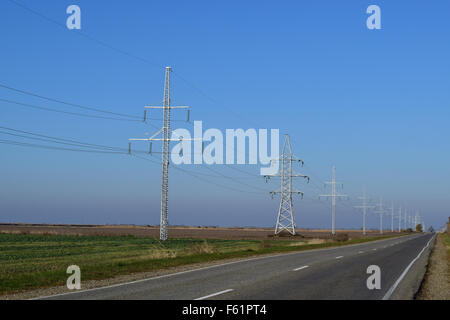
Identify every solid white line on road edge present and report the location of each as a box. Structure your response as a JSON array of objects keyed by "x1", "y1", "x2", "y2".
[
  {"x1": 335, "y1": 256, "x2": 344, "y2": 259},
  {"x1": 195, "y1": 289, "x2": 234, "y2": 300},
  {"x1": 31, "y1": 234, "x2": 414, "y2": 300},
  {"x1": 382, "y1": 234, "x2": 435, "y2": 300},
  {"x1": 293, "y1": 265, "x2": 309, "y2": 271}
]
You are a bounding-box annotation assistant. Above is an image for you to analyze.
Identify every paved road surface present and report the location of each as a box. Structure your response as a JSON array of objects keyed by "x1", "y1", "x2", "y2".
[{"x1": 41, "y1": 233, "x2": 434, "y2": 300}]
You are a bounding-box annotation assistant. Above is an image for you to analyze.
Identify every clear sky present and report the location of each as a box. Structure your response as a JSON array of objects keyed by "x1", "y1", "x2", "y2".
[{"x1": 1, "y1": 0, "x2": 449, "y2": 231}]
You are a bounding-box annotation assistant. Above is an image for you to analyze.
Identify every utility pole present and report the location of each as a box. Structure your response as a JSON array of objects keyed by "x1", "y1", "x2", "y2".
[
  {"x1": 265, "y1": 135, "x2": 309, "y2": 235},
  {"x1": 374, "y1": 197, "x2": 386, "y2": 234},
  {"x1": 353, "y1": 186, "x2": 375, "y2": 236},
  {"x1": 319, "y1": 166, "x2": 347, "y2": 235},
  {"x1": 129, "y1": 67, "x2": 190, "y2": 241}
]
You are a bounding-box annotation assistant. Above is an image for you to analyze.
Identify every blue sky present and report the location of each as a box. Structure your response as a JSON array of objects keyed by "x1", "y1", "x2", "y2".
[{"x1": 0, "y1": 0, "x2": 449, "y2": 231}]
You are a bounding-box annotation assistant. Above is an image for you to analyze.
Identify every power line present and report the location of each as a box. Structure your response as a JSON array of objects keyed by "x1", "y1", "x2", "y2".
[
  {"x1": 0, "y1": 98, "x2": 142, "y2": 122},
  {"x1": 6, "y1": 0, "x2": 264, "y2": 130},
  {"x1": 132, "y1": 153, "x2": 266, "y2": 195},
  {"x1": 0, "y1": 128, "x2": 270, "y2": 194},
  {"x1": 0, "y1": 139, "x2": 124, "y2": 154},
  {"x1": 0, "y1": 83, "x2": 140, "y2": 120},
  {"x1": 6, "y1": 0, "x2": 162, "y2": 69}
]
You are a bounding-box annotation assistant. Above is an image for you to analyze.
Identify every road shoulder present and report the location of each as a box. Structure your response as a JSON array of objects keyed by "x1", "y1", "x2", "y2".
[
  {"x1": 388, "y1": 234, "x2": 435, "y2": 300},
  {"x1": 416, "y1": 233, "x2": 450, "y2": 300}
]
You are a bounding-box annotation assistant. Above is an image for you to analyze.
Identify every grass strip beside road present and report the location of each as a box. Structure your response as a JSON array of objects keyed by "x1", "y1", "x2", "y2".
[{"x1": 0, "y1": 232, "x2": 407, "y2": 295}]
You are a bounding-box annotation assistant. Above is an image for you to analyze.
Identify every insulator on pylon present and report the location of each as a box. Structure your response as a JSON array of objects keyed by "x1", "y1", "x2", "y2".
[
  {"x1": 128, "y1": 142, "x2": 131, "y2": 155},
  {"x1": 186, "y1": 109, "x2": 190, "y2": 122},
  {"x1": 143, "y1": 110, "x2": 147, "y2": 122},
  {"x1": 149, "y1": 142, "x2": 152, "y2": 155}
]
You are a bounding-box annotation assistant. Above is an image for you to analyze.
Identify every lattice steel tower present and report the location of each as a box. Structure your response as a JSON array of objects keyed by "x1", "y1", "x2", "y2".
[
  {"x1": 353, "y1": 186, "x2": 375, "y2": 235},
  {"x1": 265, "y1": 135, "x2": 309, "y2": 235},
  {"x1": 129, "y1": 67, "x2": 190, "y2": 241}
]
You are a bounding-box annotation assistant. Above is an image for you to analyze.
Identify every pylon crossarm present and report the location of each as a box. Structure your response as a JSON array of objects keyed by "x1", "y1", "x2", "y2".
[
  {"x1": 145, "y1": 106, "x2": 190, "y2": 109},
  {"x1": 292, "y1": 173, "x2": 309, "y2": 182},
  {"x1": 291, "y1": 158, "x2": 304, "y2": 166}
]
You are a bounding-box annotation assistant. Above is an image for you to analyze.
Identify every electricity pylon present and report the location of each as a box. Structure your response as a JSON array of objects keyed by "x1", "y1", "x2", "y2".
[
  {"x1": 389, "y1": 201, "x2": 395, "y2": 232},
  {"x1": 415, "y1": 211, "x2": 421, "y2": 230},
  {"x1": 404, "y1": 208, "x2": 407, "y2": 230},
  {"x1": 265, "y1": 134, "x2": 309, "y2": 235},
  {"x1": 353, "y1": 186, "x2": 375, "y2": 235},
  {"x1": 129, "y1": 66, "x2": 190, "y2": 241},
  {"x1": 319, "y1": 166, "x2": 347, "y2": 235},
  {"x1": 374, "y1": 197, "x2": 386, "y2": 234},
  {"x1": 398, "y1": 206, "x2": 402, "y2": 232}
]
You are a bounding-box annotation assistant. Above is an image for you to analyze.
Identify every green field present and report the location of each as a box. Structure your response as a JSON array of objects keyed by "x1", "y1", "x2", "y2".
[{"x1": 0, "y1": 233, "x2": 402, "y2": 295}]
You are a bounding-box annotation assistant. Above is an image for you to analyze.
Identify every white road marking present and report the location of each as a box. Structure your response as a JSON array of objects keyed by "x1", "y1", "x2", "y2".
[
  {"x1": 293, "y1": 265, "x2": 309, "y2": 271},
  {"x1": 195, "y1": 289, "x2": 234, "y2": 300},
  {"x1": 335, "y1": 256, "x2": 344, "y2": 259},
  {"x1": 358, "y1": 251, "x2": 364, "y2": 254},
  {"x1": 373, "y1": 248, "x2": 377, "y2": 251},
  {"x1": 382, "y1": 235, "x2": 435, "y2": 300},
  {"x1": 31, "y1": 234, "x2": 412, "y2": 300}
]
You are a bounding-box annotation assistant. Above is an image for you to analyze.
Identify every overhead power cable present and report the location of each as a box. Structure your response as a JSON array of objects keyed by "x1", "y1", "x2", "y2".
[
  {"x1": 0, "y1": 83, "x2": 140, "y2": 120},
  {"x1": 0, "y1": 98, "x2": 141, "y2": 122}
]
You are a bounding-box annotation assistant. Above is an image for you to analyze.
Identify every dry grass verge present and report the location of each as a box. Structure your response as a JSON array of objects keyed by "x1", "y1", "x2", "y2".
[{"x1": 416, "y1": 233, "x2": 450, "y2": 300}]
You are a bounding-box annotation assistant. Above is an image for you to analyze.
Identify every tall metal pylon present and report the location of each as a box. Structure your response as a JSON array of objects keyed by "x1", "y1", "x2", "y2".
[
  {"x1": 353, "y1": 185, "x2": 375, "y2": 236},
  {"x1": 398, "y1": 206, "x2": 402, "y2": 232},
  {"x1": 319, "y1": 166, "x2": 347, "y2": 235},
  {"x1": 374, "y1": 197, "x2": 386, "y2": 234},
  {"x1": 129, "y1": 66, "x2": 190, "y2": 241},
  {"x1": 265, "y1": 134, "x2": 309, "y2": 235}
]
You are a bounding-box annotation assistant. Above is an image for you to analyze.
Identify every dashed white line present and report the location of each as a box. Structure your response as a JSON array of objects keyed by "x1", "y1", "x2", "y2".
[
  {"x1": 195, "y1": 289, "x2": 234, "y2": 300},
  {"x1": 335, "y1": 256, "x2": 344, "y2": 259},
  {"x1": 358, "y1": 251, "x2": 364, "y2": 254},
  {"x1": 293, "y1": 265, "x2": 309, "y2": 271}
]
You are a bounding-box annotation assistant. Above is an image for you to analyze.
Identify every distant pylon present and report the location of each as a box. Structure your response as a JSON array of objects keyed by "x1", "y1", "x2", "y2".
[
  {"x1": 374, "y1": 197, "x2": 386, "y2": 234},
  {"x1": 398, "y1": 206, "x2": 402, "y2": 232},
  {"x1": 265, "y1": 134, "x2": 309, "y2": 235},
  {"x1": 389, "y1": 201, "x2": 395, "y2": 232},
  {"x1": 319, "y1": 166, "x2": 347, "y2": 235},
  {"x1": 353, "y1": 185, "x2": 375, "y2": 235},
  {"x1": 404, "y1": 208, "x2": 407, "y2": 230}
]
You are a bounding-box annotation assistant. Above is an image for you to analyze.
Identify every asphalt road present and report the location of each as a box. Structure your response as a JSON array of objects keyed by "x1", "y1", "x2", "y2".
[{"x1": 41, "y1": 233, "x2": 434, "y2": 300}]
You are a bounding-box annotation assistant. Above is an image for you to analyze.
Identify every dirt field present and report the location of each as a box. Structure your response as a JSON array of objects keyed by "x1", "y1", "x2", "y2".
[{"x1": 0, "y1": 223, "x2": 403, "y2": 240}]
